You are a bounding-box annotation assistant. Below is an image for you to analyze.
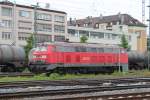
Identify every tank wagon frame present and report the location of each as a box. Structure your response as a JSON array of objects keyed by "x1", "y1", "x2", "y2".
[{"x1": 29, "y1": 42, "x2": 128, "y2": 74}]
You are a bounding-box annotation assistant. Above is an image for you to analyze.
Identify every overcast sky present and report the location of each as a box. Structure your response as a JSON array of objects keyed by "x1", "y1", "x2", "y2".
[{"x1": 8, "y1": 0, "x2": 149, "y2": 25}]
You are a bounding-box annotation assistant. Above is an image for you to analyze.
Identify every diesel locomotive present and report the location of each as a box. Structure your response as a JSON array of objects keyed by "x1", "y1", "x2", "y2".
[{"x1": 28, "y1": 42, "x2": 129, "y2": 74}]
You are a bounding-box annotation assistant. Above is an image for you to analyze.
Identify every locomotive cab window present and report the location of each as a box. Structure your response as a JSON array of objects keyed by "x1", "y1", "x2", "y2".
[
  {"x1": 121, "y1": 49, "x2": 126, "y2": 53},
  {"x1": 113, "y1": 48, "x2": 120, "y2": 53},
  {"x1": 75, "y1": 46, "x2": 86, "y2": 52},
  {"x1": 35, "y1": 46, "x2": 47, "y2": 51},
  {"x1": 40, "y1": 46, "x2": 47, "y2": 51},
  {"x1": 87, "y1": 47, "x2": 98, "y2": 52},
  {"x1": 91, "y1": 48, "x2": 97, "y2": 52},
  {"x1": 56, "y1": 46, "x2": 65, "y2": 52},
  {"x1": 56, "y1": 45, "x2": 75, "y2": 52},
  {"x1": 98, "y1": 48, "x2": 104, "y2": 52},
  {"x1": 104, "y1": 48, "x2": 113, "y2": 53},
  {"x1": 65, "y1": 46, "x2": 75, "y2": 52}
]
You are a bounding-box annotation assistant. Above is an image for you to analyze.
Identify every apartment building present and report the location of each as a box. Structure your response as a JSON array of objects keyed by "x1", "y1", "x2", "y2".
[
  {"x1": 68, "y1": 14, "x2": 147, "y2": 52},
  {"x1": 0, "y1": 1, "x2": 67, "y2": 46},
  {"x1": 68, "y1": 26, "x2": 138, "y2": 51}
]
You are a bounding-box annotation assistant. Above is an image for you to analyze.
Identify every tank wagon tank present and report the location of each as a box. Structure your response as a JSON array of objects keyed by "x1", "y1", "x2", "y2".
[
  {"x1": 128, "y1": 51, "x2": 148, "y2": 70},
  {"x1": 0, "y1": 45, "x2": 25, "y2": 72}
]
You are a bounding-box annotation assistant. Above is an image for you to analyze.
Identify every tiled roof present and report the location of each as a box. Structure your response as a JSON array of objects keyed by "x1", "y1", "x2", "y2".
[
  {"x1": 0, "y1": 1, "x2": 67, "y2": 14},
  {"x1": 68, "y1": 14, "x2": 146, "y2": 27}
]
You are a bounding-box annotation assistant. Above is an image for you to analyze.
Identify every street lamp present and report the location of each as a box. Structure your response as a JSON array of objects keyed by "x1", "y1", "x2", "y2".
[
  {"x1": 118, "y1": 47, "x2": 121, "y2": 72},
  {"x1": 147, "y1": 0, "x2": 150, "y2": 70},
  {"x1": 32, "y1": 3, "x2": 39, "y2": 48},
  {"x1": 147, "y1": 37, "x2": 150, "y2": 70}
]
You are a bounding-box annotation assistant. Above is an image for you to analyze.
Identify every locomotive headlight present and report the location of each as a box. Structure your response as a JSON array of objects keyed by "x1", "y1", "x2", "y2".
[{"x1": 33, "y1": 55, "x2": 37, "y2": 58}]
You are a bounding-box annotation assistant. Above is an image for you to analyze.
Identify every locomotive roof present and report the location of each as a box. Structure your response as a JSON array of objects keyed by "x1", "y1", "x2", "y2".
[{"x1": 37, "y1": 42, "x2": 121, "y2": 48}]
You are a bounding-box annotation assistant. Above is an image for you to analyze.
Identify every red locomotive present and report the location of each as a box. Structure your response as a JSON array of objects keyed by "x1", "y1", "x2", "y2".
[{"x1": 28, "y1": 42, "x2": 128, "y2": 74}]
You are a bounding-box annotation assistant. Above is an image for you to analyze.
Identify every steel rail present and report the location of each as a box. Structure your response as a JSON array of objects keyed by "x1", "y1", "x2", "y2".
[
  {"x1": 49, "y1": 92, "x2": 150, "y2": 100},
  {"x1": 1, "y1": 77, "x2": 150, "y2": 89},
  {"x1": 1, "y1": 84, "x2": 150, "y2": 99},
  {"x1": 0, "y1": 73, "x2": 34, "y2": 77}
]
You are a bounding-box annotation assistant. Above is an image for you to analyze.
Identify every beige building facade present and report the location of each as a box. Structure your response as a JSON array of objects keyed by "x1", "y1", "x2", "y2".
[
  {"x1": 0, "y1": 1, "x2": 67, "y2": 46},
  {"x1": 68, "y1": 26, "x2": 139, "y2": 51},
  {"x1": 68, "y1": 14, "x2": 147, "y2": 52}
]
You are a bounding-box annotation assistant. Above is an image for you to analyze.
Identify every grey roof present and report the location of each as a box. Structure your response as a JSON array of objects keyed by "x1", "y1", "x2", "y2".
[
  {"x1": 68, "y1": 14, "x2": 146, "y2": 27},
  {"x1": 38, "y1": 42, "x2": 120, "y2": 48},
  {"x1": 0, "y1": 1, "x2": 67, "y2": 14}
]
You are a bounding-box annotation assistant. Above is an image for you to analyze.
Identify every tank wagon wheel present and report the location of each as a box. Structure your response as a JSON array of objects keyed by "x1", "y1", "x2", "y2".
[
  {"x1": 15, "y1": 67, "x2": 26, "y2": 72},
  {"x1": 27, "y1": 66, "x2": 32, "y2": 72}
]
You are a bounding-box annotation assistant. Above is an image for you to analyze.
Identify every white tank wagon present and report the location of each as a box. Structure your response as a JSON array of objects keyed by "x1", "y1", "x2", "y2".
[{"x1": 0, "y1": 45, "x2": 26, "y2": 72}]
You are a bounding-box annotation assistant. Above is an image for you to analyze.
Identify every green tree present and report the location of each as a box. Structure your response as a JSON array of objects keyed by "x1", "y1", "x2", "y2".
[
  {"x1": 24, "y1": 34, "x2": 33, "y2": 62},
  {"x1": 80, "y1": 35, "x2": 88, "y2": 43},
  {"x1": 120, "y1": 34, "x2": 130, "y2": 50}
]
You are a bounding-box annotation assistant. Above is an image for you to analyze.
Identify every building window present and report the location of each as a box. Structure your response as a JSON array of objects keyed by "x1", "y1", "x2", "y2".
[
  {"x1": 79, "y1": 30, "x2": 89, "y2": 37},
  {"x1": 119, "y1": 26, "x2": 123, "y2": 31},
  {"x1": 19, "y1": 27, "x2": 32, "y2": 30},
  {"x1": 112, "y1": 34, "x2": 118, "y2": 40},
  {"x1": 95, "y1": 24, "x2": 99, "y2": 28},
  {"x1": 36, "y1": 13, "x2": 51, "y2": 21},
  {"x1": 37, "y1": 23, "x2": 52, "y2": 32},
  {"x1": 19, "y1": 10, "x2": 30, "y2": 18},
  {"x1": 129, "y1": 35, "x2": 131, "y2": 41},
  {"x1": 35, "y1": 34, "x2": 52, "y2": 43},
  {"x1": 90, "y1": 32, "x2": 104, "y2": 39},
  {"x1": 2, "y1": 20, "x2": 12, "y2": 28},
  {"x1": 54, "y1": 25, "x2": 65, "y2": 33},
  {"x1": 18, "y1": 32, "x2": 30, "y2": 41},
  {"x1": 54, "y1": 35, "x2": 65, "y2": 42},
  {"x1": 54, "y1": 15, "x2": 65, "y2": 23},
  {"x1": 2, "y1": 32, "x2": 11, "y2": 40},
  {"x1": 2, "y1": 7, "x2": 12, "y2": 16},
  {"x1": 118, "y1": 35, "x2": 122, "y2": 39},
  {"x1": 100, "y1": 25, "x2": 105, "y2": 29},
  {"x1": 90, "y1": 34, "x2": 99, "y2": 39},
  {"x1": 105, "y1": 33, "x2": 112, "y2": 39},
  {"x1": 84, "y1": 24, "x2": 88, "y2": 27},
  {"x1": 68, "y1": 29, "x2": 78, "y2": 36},
  {"x1": 99, "y1": 32, "x2": 104, "y2": 38},
  {"x1": 18, "y1": 21, "x2": 32, "y2": 30}
]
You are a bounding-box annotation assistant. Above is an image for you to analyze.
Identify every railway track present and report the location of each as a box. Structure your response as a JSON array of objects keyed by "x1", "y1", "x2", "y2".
[
  {"x1": 1, "y1": 84, "x2": 150, "y2": 99},
  {"x1": 1, "y1": 77, "x2": 150, "y2": 99},
  {"x1": 1, "y1": 77, "x2": 150, "y2": 88},
  {"x1": 0, "y1": 72, "x2": 34, "y2": 77},
  {"x1": 46, "y1": 92, "x2": 150, "y2": 100}
]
